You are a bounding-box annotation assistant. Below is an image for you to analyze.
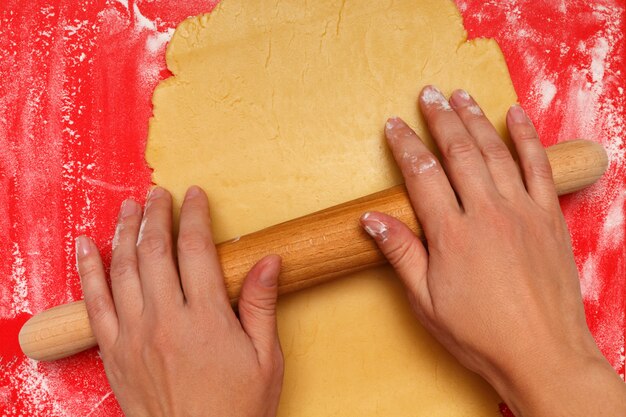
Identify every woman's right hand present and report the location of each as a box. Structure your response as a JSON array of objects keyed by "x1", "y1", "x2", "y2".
[{"x1": 361, "y1": 86, "x2": 626, "y2": 416}]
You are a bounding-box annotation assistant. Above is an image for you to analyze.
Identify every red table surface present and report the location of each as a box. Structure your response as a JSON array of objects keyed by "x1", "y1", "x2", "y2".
[{"x1": 0, "y1": 0, "x2": 624, "y2": 415}]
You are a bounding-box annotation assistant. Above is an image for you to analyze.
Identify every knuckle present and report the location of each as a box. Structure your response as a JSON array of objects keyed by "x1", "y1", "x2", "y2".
[
  {"x1": 137, "y1": 233, "x2": 171, "y2": 258},
  {"x1": 239, "y1": 295, "x2": 276, "y2": 320},
  {"x1": 515, "y1": 126, "x2": 539, "y2": 143},
  {"x1": 443, "y1": 137, "x2": 476, "y2": 161},
  {"x1": 177, "y1": 231, "x2": 211, "y2": 254},
  {"x1": 385, "y1": 240, "x2": 416, "y2": 268},
  {"x1": 86, "y1": 294, "x2": 111, "y2": 323},
  {"x1": 480, "y1": 142, "x2": 512, "y2": 162},
  {"x1": 528, "y1": 160, "x2": 553, "y2": 180},
  {"x1": 110, "y1": 256, "x2": 137, "y2": 280},
  {"x1": 401, "y1": 152, "x2": 439, "y2": 179},
  {"x1": 78, "y1": 259, "x2": 101, "y2": 279}
]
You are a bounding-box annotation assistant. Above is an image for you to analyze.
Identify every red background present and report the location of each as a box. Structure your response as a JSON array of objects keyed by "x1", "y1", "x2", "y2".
[{"x1": 1, "y1": 0, "x2": 624, "y2": 415}]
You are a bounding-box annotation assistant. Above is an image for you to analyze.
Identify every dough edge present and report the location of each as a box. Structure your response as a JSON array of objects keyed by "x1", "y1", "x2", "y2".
[{"x1": 146, "y1": 1, "x2": 517, "y2": 415}]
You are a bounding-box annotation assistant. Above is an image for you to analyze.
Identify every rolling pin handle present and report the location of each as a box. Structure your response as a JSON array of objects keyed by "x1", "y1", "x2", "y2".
[{"x1": 18, "y1": 139, "x2": 608, "y2": 361}]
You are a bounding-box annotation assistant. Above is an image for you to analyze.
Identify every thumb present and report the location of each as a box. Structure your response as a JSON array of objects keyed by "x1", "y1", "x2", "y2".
[
  {"x1": 238, "y1": 255, "x2": 282, "y2": 361},
  {"x1": 360, "y1": 212, "x2": 432, "y2": 312}
]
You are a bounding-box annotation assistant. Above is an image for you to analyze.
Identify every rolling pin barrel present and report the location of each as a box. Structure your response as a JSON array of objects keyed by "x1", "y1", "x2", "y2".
[{"x1": 18, "y1": 139, "x2": 608, "y2": 361}]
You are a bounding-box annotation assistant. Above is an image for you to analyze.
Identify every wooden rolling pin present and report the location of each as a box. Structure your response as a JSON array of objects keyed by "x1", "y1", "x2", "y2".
[{"x1": 19, "y1": 139, "x2": 608, "y2": 361}]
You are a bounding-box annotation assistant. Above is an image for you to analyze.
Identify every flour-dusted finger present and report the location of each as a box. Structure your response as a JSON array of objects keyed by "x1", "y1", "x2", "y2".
[
  {"x1": 360, "y1": 212, "x2": 432, "y2": 317},
  {"x1": 136, "y1": 187, "x2": 184, "y2": 309},
  {"x1": 178, "y1": 186, "x2": 231, "y2": 310},
  {"x1": 110, "y1": 199, "x2": 144, "y2": 321},
  {"x1": 76, "y1": 236, "x2": 118, "y2": 350},
  {"x1": 419, "y1": 85, "x2": 499, "y2": 210},
  {"x1": 384, "y1": 117, "x2": 460, "y2": 237},
  {"x1": 449, "y1": 89, "x2": 525, "y2": 200},
  {"x1": 507, "y1": 105, "x2": 559, "y2": 210}
]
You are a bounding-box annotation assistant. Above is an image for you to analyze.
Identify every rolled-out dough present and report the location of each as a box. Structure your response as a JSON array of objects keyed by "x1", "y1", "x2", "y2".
[{"x1": 148, "y1": 0, "x2": 517, "y2": 415}]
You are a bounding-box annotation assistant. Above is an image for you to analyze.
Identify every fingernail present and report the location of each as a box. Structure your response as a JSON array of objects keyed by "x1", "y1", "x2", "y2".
[
  {"x1": 385, "y1": 117, "x2": 416, "y2": 143},
  {"x1": 361, "y1": 212, "x2": 389, "y2": 243},
  {"x1": 258, "y1": 258, "x2": 278, "y2": 287},
  {"x1": 450, "y1": 90, "x2": 483, "y2": 116},
  {"x1": 148, "y1": 186, "x2": 165, "y2": 200},
  {"x1": 385, "y1": 117, "x2": 403, "y2": 134},
  {"x1": 509, "y1": 105, "x2": 528, "y2": 123},
  {"x1": 421, "y1": 85, "x2": 452, "y2": 111},
  {"x1": 76, "y1": 236, "x2": 91, "y2": 259},
  {"x1": 120, "y1": 199, "x2": 139, "y2": 219},
  {"x1": 185, "y1": 185, "x2": 202, "y2": 200},
  {"x1": 450, "y1": 89, "x2": 472, "y2": 107}
]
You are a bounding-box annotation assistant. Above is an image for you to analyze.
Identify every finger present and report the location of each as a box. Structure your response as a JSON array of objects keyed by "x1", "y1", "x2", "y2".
[
  {"x1": 238, "y1": 255, "x2": 282, "y2": 363},
  {"x1": 384, "y1": 117, "x2": 460, "y2": 236},
  {"x1": 449, "y1": 89, "x2": 525, "y2": 199},
  {"x1": 178, "y1": 186, "x2": 230, "y2": 309},
  {"x1": 419, "y1": 85, "x2": 499, "y2": 209},
  {"x1": 136, "y1": 187, "x2": 184, "y2": 308},
  {"x1": 110, "y1": 199, "x2": 144, "y2": 319},
  {"x1": 360, "y1": 212, "x2": 433, "y2": 316},
  {"x1": 507, "y1": 105, "x2": 559, "y2": 210},
  {"x1": 76, "y1": 236, "x2": 118, "y2": 349}
]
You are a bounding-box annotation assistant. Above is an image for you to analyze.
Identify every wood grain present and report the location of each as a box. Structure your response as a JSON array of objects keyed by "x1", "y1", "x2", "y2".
[{"x1": 18, "y1": 139, "x2": 608, "y2": 361}]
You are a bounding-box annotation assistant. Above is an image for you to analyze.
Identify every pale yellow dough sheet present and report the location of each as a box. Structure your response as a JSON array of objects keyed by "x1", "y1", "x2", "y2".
[{"x1": 148, "y1": 0, "x2": 518, "y2": 415}]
